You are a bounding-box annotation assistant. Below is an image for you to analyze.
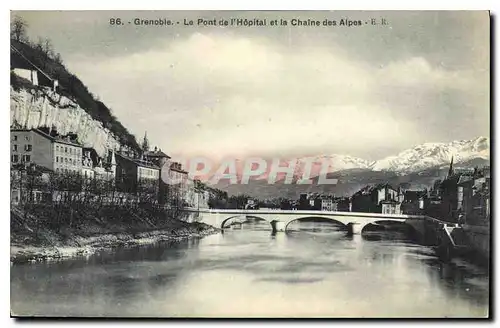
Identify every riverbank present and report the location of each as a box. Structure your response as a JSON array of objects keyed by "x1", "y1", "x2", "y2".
[
  {"x1": 11, "y1": 226, "x2": 219, "y2": 264},
  {"x1": 11, "y1": 204, "x2": 219, "y2": 264}
]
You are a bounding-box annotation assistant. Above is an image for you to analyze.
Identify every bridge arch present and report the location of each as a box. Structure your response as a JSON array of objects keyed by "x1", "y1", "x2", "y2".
[
  {"x1": 284, "y1": 216, "x2": 349, "y2": 232},
  {"x1": 360, "y1": 219, "x2": 418, "y2": 236},
  {"x1": 220, "y1": 215, "x2": 270, "y2": 229}
]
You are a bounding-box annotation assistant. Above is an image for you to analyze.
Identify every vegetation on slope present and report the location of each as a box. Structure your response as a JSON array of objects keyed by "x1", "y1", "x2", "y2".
[{"x1": 10, "y1": 16, "x2": 140, "y2": 150}]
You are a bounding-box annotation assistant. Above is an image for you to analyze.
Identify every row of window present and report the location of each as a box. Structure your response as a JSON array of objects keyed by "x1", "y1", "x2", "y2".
[
  {"x1": 55, "y1": 156, "x2": 82, "y2": 165},
  {"x1": 138, "y1": 167, "x2": 159, "y2": 178},
  {"x1": 55, "y1": 145, "x2": 81, "y2": 155},
  {"x1": 11, "y1": 155, "x2": 30, "y2": 163},
  {"x1": 12, "y1": 135, "x2": 30, "y2": 142},
  {"x1": 12, "y1": 144, "x2": 32, "y2": 152},
  {"x1": 55, "y1": 168, "x2": 80, "y2": 174}
]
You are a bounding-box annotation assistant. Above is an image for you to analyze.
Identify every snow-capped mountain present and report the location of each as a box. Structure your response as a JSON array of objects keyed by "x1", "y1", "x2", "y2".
[
  {"x1": 293, "y1": 155, "x2": 373, "y2": 178},
  {"x1": 251, "y1": 155, "x2": 372, "y2": 181},
  {"x1": 371, "y1": 136, "x2": 489, "y2": 174},
  {"x1": 210, "y1": 136, "x2": 489, "y2": 186}
]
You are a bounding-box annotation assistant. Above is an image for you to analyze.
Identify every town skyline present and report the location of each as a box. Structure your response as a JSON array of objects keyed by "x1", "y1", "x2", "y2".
[{"x1": 12, "y1": 11, "x2": 489, "y2": 161}]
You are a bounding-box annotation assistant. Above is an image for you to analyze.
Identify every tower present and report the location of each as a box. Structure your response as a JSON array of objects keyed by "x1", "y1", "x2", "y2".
[
  {"x1": 110, "y1": 150, "x2": 117, "y2": 177},
  {"x1": 141, "y1": 131, "x2": 150, "y2": 152},
  {"x1": 447, "y1": 156, "x2": 454, "y2": 178}
]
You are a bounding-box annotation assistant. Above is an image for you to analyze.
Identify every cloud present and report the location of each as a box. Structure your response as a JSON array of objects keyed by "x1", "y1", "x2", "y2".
[{"x1": 65, "y1": 31, "x2": 487, "y2": 161}]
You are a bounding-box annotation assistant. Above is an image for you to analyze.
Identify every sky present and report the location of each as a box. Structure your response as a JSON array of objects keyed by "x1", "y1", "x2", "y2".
[{"x1": 12, "y1": 11, "x2": 490, "y2": 161}]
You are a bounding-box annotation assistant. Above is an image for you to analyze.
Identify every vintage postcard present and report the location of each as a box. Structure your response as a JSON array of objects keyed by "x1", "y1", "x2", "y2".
[{"x1": 10, "y1": 10, "x2": 490, "y2": 318}]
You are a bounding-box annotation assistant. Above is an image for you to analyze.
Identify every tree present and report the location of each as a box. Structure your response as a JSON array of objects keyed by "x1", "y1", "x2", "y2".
[
  {"x1": 11, "y1": 16, "x2": 28, "y2": 42},
  {"x1": 35, "y1": 37, "x2": 55, "y2": 60}
]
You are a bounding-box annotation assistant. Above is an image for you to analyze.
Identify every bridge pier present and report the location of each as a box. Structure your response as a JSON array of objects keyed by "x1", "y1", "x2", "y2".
[
  {"x1": 346, "y1": 222, "x2": 363, "y2": 235},
  {"x1": 270, "y1": 220, "x2": 286, "y2": 233}
]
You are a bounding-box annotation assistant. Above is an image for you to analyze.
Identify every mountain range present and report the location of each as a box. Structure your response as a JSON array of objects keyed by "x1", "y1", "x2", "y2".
[{"x1": 211, "y1": 136, "x2": 490, "y2": 199}]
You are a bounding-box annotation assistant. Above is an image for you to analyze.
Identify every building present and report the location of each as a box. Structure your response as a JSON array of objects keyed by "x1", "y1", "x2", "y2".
[
  {"x1": 11, "y1": 128, "x2": 83, "y2": 174},
  {"x1": 115, "y1": 152, "x2": 160, "y2": 193},
  {"x1": 245, "y1": 199, "x2": 258, "y2": 210},
  {"x1": 381, "y1": 199, "x2": 402, "y2": 214},
  {"x1": 144, "y1": 146, "x2": 171, "y2": 170},
  {"x1": 308, "y1": 194, "x2": 322, "y2": 210},
  {"x1": 424, "y1": 157, "x2": 490, "y2": 223},
  {"x1": 320, "y1": 195, "x2": 336, "y2": 211},
  {"x1": 12, "y1": 68, "x2": 38, "y2": 86},
  {"x1": 298, "y1": 193, "x2": 309, "y2": 210},
  {"x1": 10, "y1": 163, "x2": 52, "y2": 204},
  {"x1": 333, "y1": 197, "x2": 351, "y2": 212},
  {"x1": 400, "y1": 190, "x2": 427, "y2": 215},
  {"x1": 166, "y1": 161, "x2": 189, "y2": 207},
  {"x1": 321, "y1": 198, "x2": 334, "y2": 211},
  {"x1": 81, "y1": 148, "x2": 95, "y2": 180},
  {"x1": 83, "y1": 148, "x2": 117, "y2": 181},
  {"x1": 457, "y1": 167, "x2": 490, "y2": 225},
  {"x1": 351, "y1": 183, "x2": 400, "y2": 213}
]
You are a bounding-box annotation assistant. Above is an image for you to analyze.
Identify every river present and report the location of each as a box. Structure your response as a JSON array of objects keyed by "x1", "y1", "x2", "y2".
[{"x1": 11, "y1": 220, "x2": 489, "y2": 318}]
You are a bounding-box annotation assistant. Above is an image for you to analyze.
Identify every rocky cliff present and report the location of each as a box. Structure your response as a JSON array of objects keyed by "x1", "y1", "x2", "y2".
[{"x1": 10, "y1": 86, "x2": 121, "y2": 157}]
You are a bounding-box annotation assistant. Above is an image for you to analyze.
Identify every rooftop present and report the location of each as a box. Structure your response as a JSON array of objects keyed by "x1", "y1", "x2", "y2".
[
  {"x1": 11, "y1": 128, "x2": 82, "y2": 147},
  {"x1": 116, "y1": 152, "x2": 160, "y2": 170},
  {"x1": 144, "y1": 149, "x2": 171, "y2": 159}
]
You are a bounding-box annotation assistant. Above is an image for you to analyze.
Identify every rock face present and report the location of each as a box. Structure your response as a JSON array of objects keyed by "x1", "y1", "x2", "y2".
[{"x1": 10, "y1": 87, "x2": 121, "y2": 157}]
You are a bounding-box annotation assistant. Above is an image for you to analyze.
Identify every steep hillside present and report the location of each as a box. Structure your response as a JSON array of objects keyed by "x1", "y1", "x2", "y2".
[{"x1": 10, "y1": 39, "x2": 140, "y2": 151}]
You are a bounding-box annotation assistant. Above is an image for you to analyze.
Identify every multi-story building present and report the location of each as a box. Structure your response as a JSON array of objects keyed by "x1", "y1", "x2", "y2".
[
  {"x1": 11, "y1": 128, "x2": 82, "y2": 174},
  {"x1": 381, "y1": 199, "x2": 402, "y2": 214},
  {"x1": 333, "y1": 197, "x2": 351, "y2": 212},
  {"x1": 320, "y1": 195, "x2": 337, "y2": 211},
  {"x1": 144, "y1": 147, "x2": 171, "y2": 170},
  {"x1": 400, "y1": 190, "x2": 427, "y2": 215},
  {"x1": 115, "y1": 152, "x2": 160, "y2": 192},
  {"x1": 82, "y1": 149, "x2": 95, "y2": 180},
  {"x1": 351, "y1": 183, "x2": 400, "y2": 213},
  {"x1": 81, "y1": 147, "x2": 116, "y2": 181},
  {"x1": 168, "y1": 162, "x2": 189, "y2": 206},
  {"x1": 457, "y1": 167, "x2": 490, "y2": 225}
]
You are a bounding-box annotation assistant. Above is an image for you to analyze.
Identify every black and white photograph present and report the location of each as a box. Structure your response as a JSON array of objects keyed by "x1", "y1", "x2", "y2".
[{"x1": 9, "y1": 10, "x2": 490, "y2": 318}]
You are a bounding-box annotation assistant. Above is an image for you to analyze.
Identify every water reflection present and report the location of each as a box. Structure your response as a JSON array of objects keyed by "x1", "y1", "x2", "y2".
[{"x1": 11, "y1": 219, "x2": 489, "y2": 317}]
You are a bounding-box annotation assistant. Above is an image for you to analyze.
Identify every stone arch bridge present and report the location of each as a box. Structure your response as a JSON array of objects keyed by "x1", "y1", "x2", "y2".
[{"x1": 185, "y1": 208, "x2": 444, "y2": 235}]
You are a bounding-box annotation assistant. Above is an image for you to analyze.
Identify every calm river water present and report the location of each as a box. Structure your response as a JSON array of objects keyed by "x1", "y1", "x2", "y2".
[{"x1": 11, "y1": 220, "x2": 489, "y2": 318}]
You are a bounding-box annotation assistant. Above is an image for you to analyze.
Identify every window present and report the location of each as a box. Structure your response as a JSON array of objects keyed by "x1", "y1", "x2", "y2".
[
  {"x1": 25, "y1": 136, "x2": 30, "y2": 141},
  {"x1": 65, "y1": 158, "x2": 68, "y2": 163},
  {"x1": 25, "y1": 144, "x2": 32, "y2": 152},
  {"x1": 65, "y1": 147, "x2": 68, "y2": 153},
  {"x1": 56, "y1": 157, "x2": 59, "y2": 163},
  {"x1": 12, "y1": 145, "x2": 17, "y2": 152},
  {"x1": 11, "y1": 155, "x2": 18, "y2": 163},
  {"x1": 13, "y1": 136, "x2": 17, "y2": 141},
  {"x1": 22, "y1": 155, "x2": 31, "y2": 162}
]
